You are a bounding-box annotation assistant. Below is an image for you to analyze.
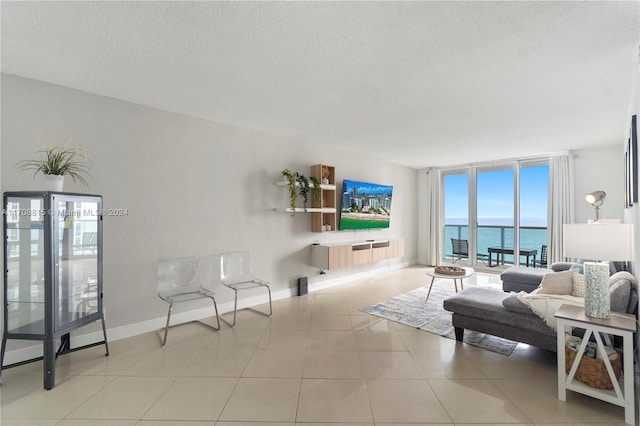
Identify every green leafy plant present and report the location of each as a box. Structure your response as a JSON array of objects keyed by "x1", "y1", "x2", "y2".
[
  {"x1": 309, "y1": 176, "x2": 321, "y2": 204},
  {"x1": 16, "y1": 139, "x2": 90, "y2": 186},
  {"x1": 281, "y1": 169, "x2": 297, "y2": 216},
  {"x1": 296, "y1": 173, "x2": 312, "y2": 211}
]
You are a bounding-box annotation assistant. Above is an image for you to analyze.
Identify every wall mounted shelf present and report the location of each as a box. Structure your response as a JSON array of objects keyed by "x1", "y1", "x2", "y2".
[
  {"x1": 275, "y1": 181, "x2": 336, "y2": 191},
  {"x1": 277, "y1": 164, "x2": 337, "y2": 232},
  {"x1": 279, "y1": 207, "x2": 337, "y2": 213}
]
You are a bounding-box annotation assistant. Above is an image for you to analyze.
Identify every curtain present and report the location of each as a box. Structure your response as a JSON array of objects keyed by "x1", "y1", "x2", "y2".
[
  {"x1": 424, "y1": 168, "x2": 441, "y2": 266},
  {"x1": 548, "y1": 154, "x2": 575, "y2": 263}
]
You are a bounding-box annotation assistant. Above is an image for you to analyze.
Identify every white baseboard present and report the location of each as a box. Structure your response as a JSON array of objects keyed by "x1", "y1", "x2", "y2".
[{"x1": 1, "y1": 261, "x2": 413, "y2": 366}]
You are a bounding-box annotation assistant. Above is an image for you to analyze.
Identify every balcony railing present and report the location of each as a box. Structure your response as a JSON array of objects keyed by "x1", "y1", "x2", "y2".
[{"x1": 445, "y1": 224, "x2": 547, "y2": 266}]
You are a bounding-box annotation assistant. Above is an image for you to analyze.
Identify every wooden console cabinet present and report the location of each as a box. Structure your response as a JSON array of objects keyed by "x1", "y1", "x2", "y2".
[{"x1": 311, "y1": 239, "x2": 404, "y2": 270}]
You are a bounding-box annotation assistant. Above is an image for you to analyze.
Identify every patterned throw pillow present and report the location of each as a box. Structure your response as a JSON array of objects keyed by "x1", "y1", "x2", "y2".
[
  {"x1": 538, "y1": 269, "x2": 575, "y2": 295},
  {"x1": 572, "y1": 273, "x2": 585, "y2": 297}
]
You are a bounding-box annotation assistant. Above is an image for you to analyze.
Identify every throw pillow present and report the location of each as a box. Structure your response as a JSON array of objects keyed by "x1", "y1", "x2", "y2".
[
  {"x1": 569, "y1": 263, "x2": 584, "y2": 274},
  {"x1": 572, "y1": 273, "x2": 585, "y2": 297},
  {"x1": 609, "y1": 279, "x2": 631, "y2": 313},
  {"x1": 538, "y1": 269, "x2": 575, "y2": 295}
]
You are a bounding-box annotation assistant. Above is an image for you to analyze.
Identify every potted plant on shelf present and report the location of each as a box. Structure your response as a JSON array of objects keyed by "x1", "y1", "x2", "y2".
[
  {"x1": 281, "y1": 169, "x2": 298, "y2": 216},
  {"x1": 296, "y1": 173, "x2": 311, "y2": 211},
  {"x1": 281, "y1": 169, "x2": 322, "y2": 217},
  {"x1": 309, "y1": 176, "x2": 321, "y2": 205},
  {"x1": 16, "y1": 139, "x2": 90, "y2": 191}
]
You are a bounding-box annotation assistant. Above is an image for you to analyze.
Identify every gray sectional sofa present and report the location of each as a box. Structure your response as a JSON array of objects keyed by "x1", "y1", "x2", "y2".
[
  {"x1": 500, "y1": 266, "x2": 551, "y2": 292},
  {"x1": 443, "y1": 265, "x2": 638, "y2": 352}
]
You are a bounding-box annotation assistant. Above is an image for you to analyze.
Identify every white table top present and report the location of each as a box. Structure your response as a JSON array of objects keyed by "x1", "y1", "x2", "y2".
[
  {"x1": 554, "y1": 304, "x2": 636, "y2": 332},
  {"x1": 426, "y1": 266, "x2": 474, "y2": 280}
]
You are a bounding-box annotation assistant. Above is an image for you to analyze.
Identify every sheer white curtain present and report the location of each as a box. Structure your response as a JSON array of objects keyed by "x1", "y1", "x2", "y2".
[
  {"x1": 548, "y1": 154, "x2": 575, "y2": 263},
  {"x1": 424, "y1": 168, "x2": 441, "y2": 266}
]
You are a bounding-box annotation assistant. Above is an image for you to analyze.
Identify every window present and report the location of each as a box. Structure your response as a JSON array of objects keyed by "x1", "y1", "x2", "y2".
[{"x1": 442, "y1": 161, "x2": 549, "y2": 268}]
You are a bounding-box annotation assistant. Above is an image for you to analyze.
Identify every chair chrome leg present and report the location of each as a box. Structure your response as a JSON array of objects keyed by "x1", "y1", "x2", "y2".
[
  {"x1": 220, "y1": 284, "x2": 272, "y2": 327},
  {"x1": 196, "y1": 296, "x2": 221, "y2": 331},
  {"x1": 156, "y1": 304, "x2": 173, "y2": 346},
  {"x1": 220, "y1": 289, "x2": 239, "y2": 327},
  {"x1": 246, "y1": 285, "x2": 273, "y2": 318},
  {"x1": 157, "y1": 299, "x2": 221, "y2": 347}
]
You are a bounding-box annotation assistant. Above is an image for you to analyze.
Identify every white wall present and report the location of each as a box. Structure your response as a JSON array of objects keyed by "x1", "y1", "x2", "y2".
[
  {"x1": 573, "y1": 146, "x2": 625, "y2": 224},
  {"x1": 0, "y1": 74, "x2": 418, "y2": 359}
]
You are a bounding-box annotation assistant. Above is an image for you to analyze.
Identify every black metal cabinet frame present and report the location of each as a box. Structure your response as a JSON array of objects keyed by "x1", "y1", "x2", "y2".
[{"x1": 1, "y1": 191, "x2": 109, "y2": 389}]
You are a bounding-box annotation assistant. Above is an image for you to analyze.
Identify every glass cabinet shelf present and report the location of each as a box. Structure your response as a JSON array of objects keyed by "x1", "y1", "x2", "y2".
[{"x1": 1, "y1": 191, "x2": 109, "y2": 390}]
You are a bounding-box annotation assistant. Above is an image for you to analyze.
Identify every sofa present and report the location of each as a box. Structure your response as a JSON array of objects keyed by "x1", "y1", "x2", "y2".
[
  {"x1": 443, "y1": 270, "x2": 638, "y2": 352},
  {"x1": 501, "y1": 266, "x2": 552, "y2": 292},
  {"x1": 501, "y1": 261, "x2": 626, "y2": 293}
]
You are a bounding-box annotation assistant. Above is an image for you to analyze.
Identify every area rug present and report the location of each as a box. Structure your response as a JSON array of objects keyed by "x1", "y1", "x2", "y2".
[{"x1": 360, "y1": 285, "x2": 519, "y2": 356}]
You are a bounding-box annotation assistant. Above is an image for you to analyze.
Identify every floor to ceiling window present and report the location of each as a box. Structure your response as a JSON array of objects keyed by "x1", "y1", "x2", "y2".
[
  {"x1": 477, "y1": 168, "x2": 515, "y2": 267},
  {"x1": 442, "y1": 160, "x2": 549, "y2": 269},
  {"x1": 519, "y1": 163, "x2": 549, "y2": 267},
  {"x1": 443, "y1": 173, "x2": 469, "y2": 263}
]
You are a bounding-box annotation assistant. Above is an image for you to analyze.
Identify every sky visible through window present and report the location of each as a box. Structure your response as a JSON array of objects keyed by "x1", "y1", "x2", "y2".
[{"x1": 444, "y1": 165, "x2": 549, "y2": 227}]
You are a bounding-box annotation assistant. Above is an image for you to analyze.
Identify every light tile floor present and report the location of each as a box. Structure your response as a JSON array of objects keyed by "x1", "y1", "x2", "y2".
[{"x1": 0, "y1": 266, "x2": 633, "y2": 425}]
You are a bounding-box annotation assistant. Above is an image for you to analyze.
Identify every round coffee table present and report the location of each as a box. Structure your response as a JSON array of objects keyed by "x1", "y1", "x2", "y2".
[{"x1": 425, "y1": 267, "x2": 474, "y2": 301}]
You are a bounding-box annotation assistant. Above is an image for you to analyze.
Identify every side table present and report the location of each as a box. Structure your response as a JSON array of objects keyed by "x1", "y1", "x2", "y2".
[
  {"x1": 425, "y1": 267, "x2": 474, "y2": 301},
  {"x1": 555, "y1": 304, "x2": 636, "y2": 425}
]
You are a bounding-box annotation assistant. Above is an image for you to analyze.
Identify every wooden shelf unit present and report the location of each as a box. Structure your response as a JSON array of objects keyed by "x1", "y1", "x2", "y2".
[
  {"x1": 276, "y1": 164, "x2": 337, "y2": 232},
  {"x1": 310, "y1": 164, "x2": 336, "y2": 232},
  {"x1": 311, "y1": 239, "x2": 404, "y2": 270}
]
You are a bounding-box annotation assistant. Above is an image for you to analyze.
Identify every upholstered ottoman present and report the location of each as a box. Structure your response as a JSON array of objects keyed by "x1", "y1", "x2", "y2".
[{"x1": 500, "y1": 266, "x2": 551, "y2": 292}]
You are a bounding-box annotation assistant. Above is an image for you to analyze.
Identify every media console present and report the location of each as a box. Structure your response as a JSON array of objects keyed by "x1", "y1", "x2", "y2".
[{"x1": 310, "y1": 239, "x2": 404, "y2": 270}]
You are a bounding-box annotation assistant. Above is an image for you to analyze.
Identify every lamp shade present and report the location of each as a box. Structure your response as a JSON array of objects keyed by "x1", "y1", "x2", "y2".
[
  {"x1": 563, "y1": 223, "x2": 633, "y2": 261},
  {"x1": 585, "y1": 190, "x2": 606, "y2": 206}
]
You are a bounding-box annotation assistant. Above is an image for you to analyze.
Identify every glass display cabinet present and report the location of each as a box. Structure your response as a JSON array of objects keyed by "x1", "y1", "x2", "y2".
[{"x1": 1, "y1": 191, "x2": 109, "y2": 389}]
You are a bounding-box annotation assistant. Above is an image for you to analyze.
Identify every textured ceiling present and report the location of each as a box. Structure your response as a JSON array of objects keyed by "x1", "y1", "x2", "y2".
[{"x1": 2, "y1": 1, "x2": 639, "y2": 169}]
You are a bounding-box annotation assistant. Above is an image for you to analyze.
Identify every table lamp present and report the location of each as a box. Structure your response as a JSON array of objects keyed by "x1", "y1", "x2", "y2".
[{"x1": 563, "y1": 223, "x2": 633, "y2": 319}]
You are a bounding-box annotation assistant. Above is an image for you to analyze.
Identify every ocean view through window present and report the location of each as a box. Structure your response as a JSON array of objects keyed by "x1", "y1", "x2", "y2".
[{"x1": 443, "y1": 163, "x2": 549, "y2": 266}]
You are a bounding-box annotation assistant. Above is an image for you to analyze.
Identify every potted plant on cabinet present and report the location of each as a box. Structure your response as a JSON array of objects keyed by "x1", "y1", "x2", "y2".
[{"x1": 16, "y1": 139, "x2": 90, "y2": 191}]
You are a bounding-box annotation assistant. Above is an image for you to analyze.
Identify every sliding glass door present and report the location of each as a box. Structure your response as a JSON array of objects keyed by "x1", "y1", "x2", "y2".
[
  {"x1": 443, "y1": 173, "x2": 469, "y2": 263},
  {"x1": 442, "y1": 161, "x2": 548, "y2": 269},
  {"x1": 477, "y1": 168, "x2": 514, "y2": 267},
  {"x1": 519, "y1": 164, "x2": 549, "y2": 267}
]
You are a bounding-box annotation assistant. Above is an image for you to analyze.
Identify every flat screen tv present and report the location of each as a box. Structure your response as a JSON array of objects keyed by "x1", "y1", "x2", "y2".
[{"x1": 340, "y1": 179, "x2": 393, "y2": 230}]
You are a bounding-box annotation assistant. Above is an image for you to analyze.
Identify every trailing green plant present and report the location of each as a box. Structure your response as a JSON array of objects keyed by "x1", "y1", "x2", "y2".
[
  {"x1": 16, "y1": 139, "x2": 91, "y2": 186},
  {"x1": 309, "y1": 176, "x2": 321, "y2": 204},
  {"x1": 281, "y1": 169, "x2": 297, "y2": 216},
  {"x1": 296, "y1": 172, "x2": 311, "y2": 211}
]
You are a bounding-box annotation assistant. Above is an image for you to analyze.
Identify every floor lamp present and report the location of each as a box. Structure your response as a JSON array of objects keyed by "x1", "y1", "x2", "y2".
[{"x1": 563, "y1": 223, "x2": 633, "y2": 319}]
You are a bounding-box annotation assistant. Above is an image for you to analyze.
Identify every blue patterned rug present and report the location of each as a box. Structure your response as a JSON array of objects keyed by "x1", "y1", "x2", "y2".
[{"x1": 360, "y1": 286, "x2": 518, "y2": 355}]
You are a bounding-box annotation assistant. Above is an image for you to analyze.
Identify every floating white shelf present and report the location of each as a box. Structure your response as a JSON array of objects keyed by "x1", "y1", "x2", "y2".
[
  {"x1": 280, "y1": 207, "x2": 337, "y2": 213},
  {"x1": 275, "y1": 181, "x2": 336, "y2": 190}
]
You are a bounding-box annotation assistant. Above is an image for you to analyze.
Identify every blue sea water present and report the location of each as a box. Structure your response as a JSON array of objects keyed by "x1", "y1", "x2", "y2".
[{"x1": 445, "y1": 224, "x2": 547, "y2": 265}]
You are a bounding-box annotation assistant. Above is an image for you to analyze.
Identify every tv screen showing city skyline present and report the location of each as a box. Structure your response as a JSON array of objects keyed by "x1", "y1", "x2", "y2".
[{"x1": 340, "y1": 179, "x2": 393, "y2": 230}]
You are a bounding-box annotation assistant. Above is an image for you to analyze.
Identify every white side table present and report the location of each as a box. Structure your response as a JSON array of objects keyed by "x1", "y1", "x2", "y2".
[
  {"x1": 425, "y1": 267, "x2": 474, "y2": 301},
  {"x1": 555, "y1": 304, "x2": 636, "y2": 425}
]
